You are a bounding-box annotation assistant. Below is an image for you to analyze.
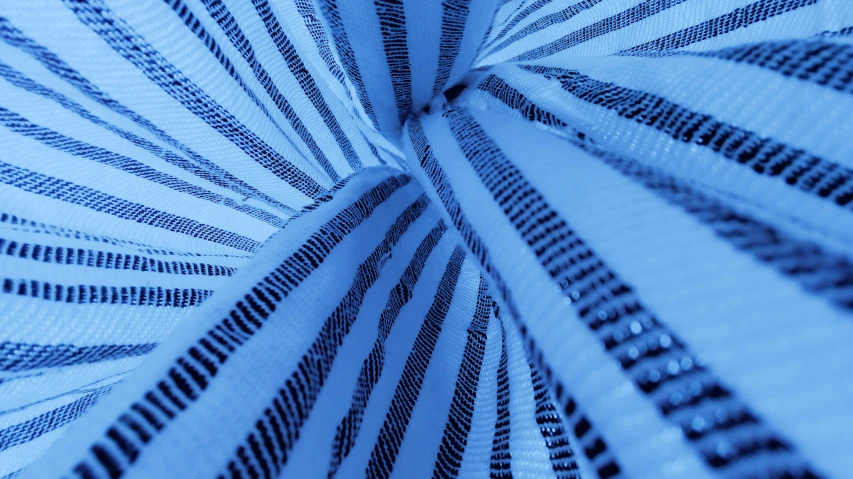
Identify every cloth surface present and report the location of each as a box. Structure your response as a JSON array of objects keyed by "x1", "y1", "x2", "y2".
[{"x1": 1, "y1": 0, "x2": 852, "y2": 478}]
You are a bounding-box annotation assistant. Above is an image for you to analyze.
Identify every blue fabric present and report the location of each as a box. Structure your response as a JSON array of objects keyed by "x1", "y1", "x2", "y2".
[{"x1": 1, "y1": 1, "x2": 852, "y2": 478}]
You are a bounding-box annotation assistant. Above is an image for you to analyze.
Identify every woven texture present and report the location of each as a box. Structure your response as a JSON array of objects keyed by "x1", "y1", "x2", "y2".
[{"x1": 1, "y1": 1, "x2": 852, "y2": 478}]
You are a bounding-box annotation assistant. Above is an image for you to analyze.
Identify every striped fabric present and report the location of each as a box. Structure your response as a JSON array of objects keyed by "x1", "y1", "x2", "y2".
[{"x1": 1, "y1": 0, "x2": 851, "y2": 477}]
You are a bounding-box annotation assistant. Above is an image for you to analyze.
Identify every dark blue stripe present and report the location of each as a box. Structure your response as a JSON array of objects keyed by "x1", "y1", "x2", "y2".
[
  {"x1": 510, "y1": 0, "x2": 690, "y2": 62},
  {"x1": 819, "y1": 25, "x2": 853, "y2": 37},
  {"x1": 495, "y1": 0, "x2": 528, "y2": 28},
  {"x1": 375, "y1": 0, "x2": 414, "y2": 125},
  {"x1": 0, "y1": 161, "x2": 261, "y2": 252},
  {"x1": 64, "y1": 174, "x2": 411, "y2": 478},
  {"x1": 0, "y1": 62, "x2": 292, "y2": 220},
  {"x1": 407, "y1": 117, "x2": 513, "y2": 305},
  {"x1": 484, "y1": 0, "x2": 550, "y2": 50},
  {"x1": 0, "y1": 212, "x2": 250, "y2": 260},
  {"x1": 1, "y1": 278, "x2": 212, "y2": 307},
  {"x1": 0, "y1": 387, "x2": 112, "y2": 451},
  {"x1": 366, "y1": 246, "x2": 467, "y2": 479},
  {"x1": 476, "y1": 73, "x2": 569, "y2": 128},
  {"x1": 0, "y1": 237, "x2": 236, "y2": 277},
  {"x1": 521, "y1": 65, "x2": 853, "y2": 209},
  {"x1": 167, "y1": 0, "x2": 341, "y2": 183},
  {"x1": 529, "y1": 361, "x2": 580, "y2": 478},
  {"x1": 0, "y1": 341, "x2": 157, "y2": 372},
  {"x1": 463, "y1": 71, "x2": 853, "y2": 314},
  {"x1": 220, "y1": 196, "x2": 431, "y2": 478},
  {"x1": 161, "y1": 0, "x2": 293, "y2": 140},
  {"x1": 0, "y1": 106, "x2": 287, "y2": 227},
  {"x1": 640, "y1": 38, "x2": 853, "y2": 97},
  {"x1": 431, "y1": 278, "x2": 490, "y2": 478},
  {"x1": 434, "y1": 0, "x2": 473, "y2": 96},
  {"x1": 408, "y1": 116, "x2": 623, "y2": 479},
  {"x1": 622, "y1": 0, "x2": 819, "y2": 54},
  {"x1": 574, "y1": 138, "x2": 853, "y2": 311},
  {"x1": 62, "y1": 0, "x2": 326, "y2": 199},
  {"x1": 318, "y1": 0, "x2": 380, "y2": 130},
  {"x1": 0, "y1": 18, "x2": 287, "y2": 213},
  {"x1": 294, "y1": 0, "x2": 389, "y2": 170},
  {"x1": 446, "y1": 105, "x2": 821, "y2": 477},
  {"x1": 489, "y1": 316, "x2": 511, "y2": 479},
  {"x1": 484, "y1": 0, "x2": 604, "y2": 58},
  {"x1": 329, "y1": 221, "x2": 447, "y2": 477},
  {"x1": 160, "y1": 0, "x2": 340, "y2": 183},
  {"x1": 293, "y1": 0, "x2": 349, "y2": 90},
  {"x1": 250, "y1": 0, "x2": 364, "y2": 172},
  {"x1": 367, "y1": 141, "x2": 388, "y2": 166}
]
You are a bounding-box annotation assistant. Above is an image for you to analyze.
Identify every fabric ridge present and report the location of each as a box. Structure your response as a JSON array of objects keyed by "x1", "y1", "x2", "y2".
[{"x1": 1, "y1": 0, "x2": 852, "y2": 478}]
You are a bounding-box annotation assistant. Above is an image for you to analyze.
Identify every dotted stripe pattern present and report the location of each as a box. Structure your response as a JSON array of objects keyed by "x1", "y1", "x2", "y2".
[
  {"x1": 250, "y1": 0, "x2": 364, "y2": 173},
  {"x1": 522, "y1": 65, "x2": 853, "y2": 210},
  {"x1": 63, "y1": 174, "x2": 411, "y2": 479},
  {"x1": 0, "y1": 342, "x2": 157, "y2": 372},
  {"x1": 0, "y1": 19, "x2": 287, "y2": 214},
  {"x1": 658, "y1": 38, "x2": 853, "y2": 97},
  {"x1": 217, "y1": 195, "x2": 430, "y2": 479},
  {"x1": 163, "y1": 0, "x2": 340, "y2": 183},
  {"x1": 483, "y1": 0, "x2": 604, "y2": 59},
  {"x1": 64, "y1": 0, "x2": 327, "y2": 199},
  {"x1": 622, "y1": 0, "x2": 819, "y2": 54},
  {"x1": 0, "y1": 387, "x2": 113, "y2": 452},
  {"x1": 0, "y1": 212, "x2": 249, "y2": 259},
  {"x1": 489, "y1": 316, "x2": 512, "y2": 479},
  {"x1": 365, "y1": 246, "x2": 467, "y2": 479},
  {"x1": 446, "y1": 105, "x2": 821, "y2": 478},
  {"x1": 477, "y1": 71, "x2": 853, "y2": 311},
  {"x1": 0, "y1": 238, "x2": 236, "y2": 277},
  {"x1": 1, "y1": 279, "x2": 213, "y2": 308},
  {"x1": 0, "y1": 161, "x2": 262, "y2": 253},
  {"x1": 529, "y1": 361, "x2": 580, "y2": 479},
  {"x1": 0, "y1": 61, "x2": 294, "y2": 219},
  {"x1": 328, "y1": 221, "x2": 447, "y2": 477},
  {"x1": 433, "y1": 0, "x2": 473, "y2": 97},
  {"x1": 375, "y1": 0, "x2": 414, "y2": 126},
  {"x1": 431, "y1": 276, "x2": 491, "y2": 478},
  {"x1": 510, "y1": 0, "x2": 690, "y2": 62},
  {"x1": 407, "y1": 115, "x2": 624, "y2": 479},
  {"x1": 318, "y1": 0, "x2": 380, "y2": 130},
  {"x1": 482, "y1": 0, "x2": 550, "y2": 53},
  {"x1": 0, "y1": 106, "x2": 285, "y2": 228}
]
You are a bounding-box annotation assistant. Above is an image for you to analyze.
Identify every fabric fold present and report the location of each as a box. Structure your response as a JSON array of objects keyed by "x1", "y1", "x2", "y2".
[{"x1": 2, "y1": 1, "x2": 852, "y2": 478}]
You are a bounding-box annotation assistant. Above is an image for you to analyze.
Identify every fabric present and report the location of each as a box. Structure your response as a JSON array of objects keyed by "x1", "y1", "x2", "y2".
[{"x1": 1, "y1": 0, "x2": 851, "y2": 477}]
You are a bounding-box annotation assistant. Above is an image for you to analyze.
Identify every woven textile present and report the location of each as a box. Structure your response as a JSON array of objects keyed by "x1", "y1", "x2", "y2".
[{"x1": 1, "y1": 0, "x2": 852, "y2": 477}]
